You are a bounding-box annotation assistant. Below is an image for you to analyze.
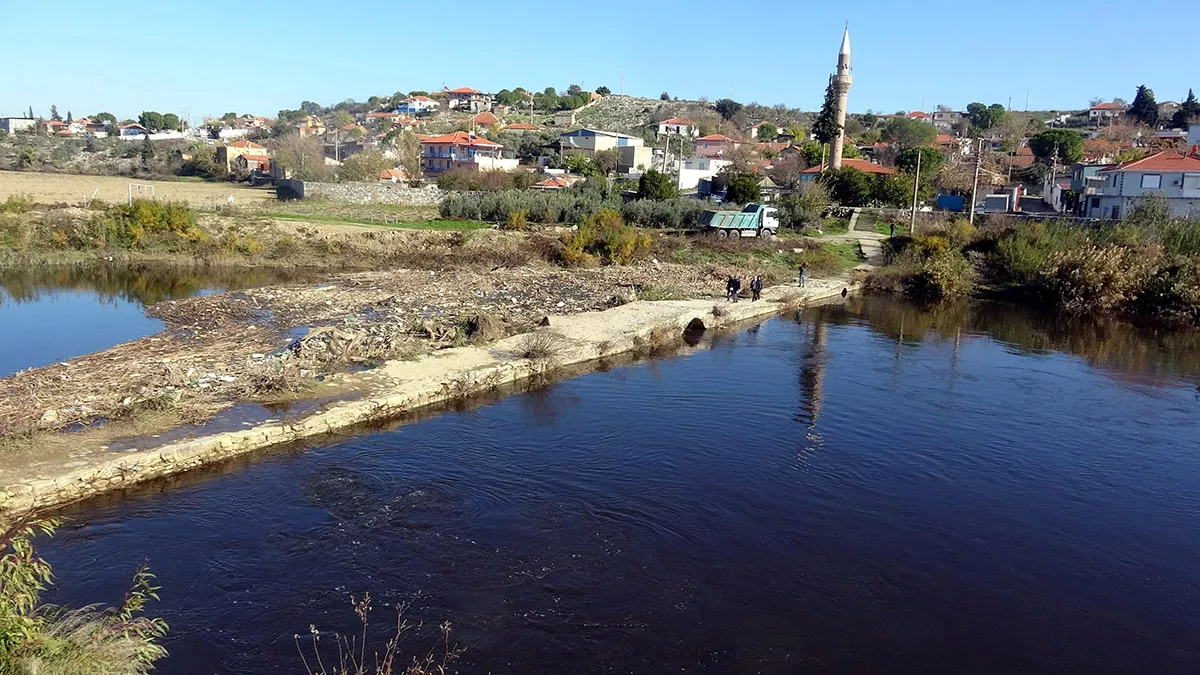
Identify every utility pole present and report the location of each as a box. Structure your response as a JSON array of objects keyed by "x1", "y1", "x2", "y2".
[
  {"x1": 969, "y1": 138, "x2": 984, "y2": 225},
  {"x1": 910, "y1": 149, "x2": 922, "y2": 234}
]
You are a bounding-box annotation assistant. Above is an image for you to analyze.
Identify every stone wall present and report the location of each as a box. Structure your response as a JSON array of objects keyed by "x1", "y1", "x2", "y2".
[{"x1": 278, "y1": 179, "x2": 445, "y2": 206}]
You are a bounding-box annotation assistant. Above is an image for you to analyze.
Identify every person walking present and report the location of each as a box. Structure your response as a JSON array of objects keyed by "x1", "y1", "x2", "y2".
[
  {"x1": 798, "y1": 262, "x2": 808, "y2": 288},
  {"x1": 731, "y1": 276, "x2": 742, "y2": 302},
  {"x1": 889, "y1": 223, "x2": 896, "y2": 238},
  {"x1": 725, "y1": 276, "x2": 737, "y2": 301},
  {"x1": 750, "y1": 276, "x2": 763, "y2": 301}
]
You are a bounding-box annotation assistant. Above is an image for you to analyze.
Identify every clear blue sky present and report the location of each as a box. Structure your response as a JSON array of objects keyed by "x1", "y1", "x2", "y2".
[{"x1": 0, "y1": 0, "x2": 1193, "y2": 122}]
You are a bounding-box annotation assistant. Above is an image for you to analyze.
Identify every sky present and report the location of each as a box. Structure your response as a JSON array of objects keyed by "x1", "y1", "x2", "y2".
[{"x1": 0, "y1": 0, "x2": 1195, "y2": 123}]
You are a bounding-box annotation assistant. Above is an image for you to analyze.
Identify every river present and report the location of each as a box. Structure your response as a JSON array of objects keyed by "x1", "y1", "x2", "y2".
[
  {"x1": 0, "y1": 265, "x2": 312, "y2": 377},
  {"x1": 31, "y1": 295, "x2": 1200, "y2": 674}
]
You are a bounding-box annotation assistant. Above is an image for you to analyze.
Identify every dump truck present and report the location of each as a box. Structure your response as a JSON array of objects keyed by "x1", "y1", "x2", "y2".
[{"x1": 700, "y1": 203, "x2": 780, "y2": 238}]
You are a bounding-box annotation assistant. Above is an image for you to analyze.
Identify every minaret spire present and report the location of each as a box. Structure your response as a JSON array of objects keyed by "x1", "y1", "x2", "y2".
[{"x1": 830, "y1": 26, "x2": 853, "y2": 170}]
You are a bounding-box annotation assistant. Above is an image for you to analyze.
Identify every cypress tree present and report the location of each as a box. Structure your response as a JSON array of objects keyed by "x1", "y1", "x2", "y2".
[
  {"x1": 1128, "y1": 85, "x2": 1159, "y2": 127},
  {"x1": 812, "y1": 77, "x2": 842, "y2": 145},
  {"x1": 1171, "y1": 89, "x2": 1200, "y2": 129}
]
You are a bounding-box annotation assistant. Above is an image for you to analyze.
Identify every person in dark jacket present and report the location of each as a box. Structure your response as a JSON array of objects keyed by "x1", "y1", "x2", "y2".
[
  {"x1": 750, "y1": 276, "x2": 763, "y2": 301},
  {"x1": 731, "y1": 276, "x2": 742, "y2": 302},
  {"x1": 725, "y1": 276, "x2": 737, "y2": 301}
]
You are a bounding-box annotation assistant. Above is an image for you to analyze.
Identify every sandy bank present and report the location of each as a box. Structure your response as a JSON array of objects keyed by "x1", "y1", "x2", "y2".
[{"x1": 0, "y1": 280, "x2": 856, "y2": 521}]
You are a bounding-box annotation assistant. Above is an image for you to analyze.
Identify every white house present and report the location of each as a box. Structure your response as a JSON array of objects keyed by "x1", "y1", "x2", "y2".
[
  {"x1": 444, "y1": 87, "x2": 492, "y2": 113},
  {"x1": 931, "y1": 110, "x2": 964, "y2": 130},
  {"x1": 1089, "y1": 102, "x2": 1125, "y2": 122},
  {"x1": 1087, "y1": 151, "x2": 1200, "y2": 219},
  {"x1": 397, "y1": 95, "x2": 440, "y2": 115},
  {"x1": 657, "y1": 117, "x2": 698, "y2": 137},
  {"x1": 678, "y1": 157, "x2": 731, "y2": 190},
  {"x1": 0, "y1": 117, "x2": 37, "y2": 134}
]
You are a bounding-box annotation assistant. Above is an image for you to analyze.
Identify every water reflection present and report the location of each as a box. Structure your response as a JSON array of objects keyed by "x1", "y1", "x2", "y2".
[
  {"x1": 826, "y1": 296, "x2": 1200, "y2": 387},
  {"x1": 0, "y1": 264, "x2": 312, "y2": 308}
]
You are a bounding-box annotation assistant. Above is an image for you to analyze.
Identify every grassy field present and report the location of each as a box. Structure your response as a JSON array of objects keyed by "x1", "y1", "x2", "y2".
[{"x1": 0, "y1": 170, "x2": 278, "y2": 208}]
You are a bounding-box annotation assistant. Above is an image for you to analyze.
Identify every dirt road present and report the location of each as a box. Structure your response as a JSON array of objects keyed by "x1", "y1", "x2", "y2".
[{"x1": 0, "y1": 170, "x2": 278, "y2": 208}]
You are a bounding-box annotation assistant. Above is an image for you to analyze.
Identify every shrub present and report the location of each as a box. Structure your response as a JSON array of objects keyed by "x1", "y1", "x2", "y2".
[
  {"x1": 1036, "y1": 245, "x2": 1155, "y2": 313},
  {"x1": 562, "y1": 209, "x2": 651, "y2": 266},
  {"x1": 0, "y1": 194, "x2": 34, "y2": 214},
  {"x1": 619, "y1": 198, "x2": 707, "y2": 229},
  {"x1": 909, "y1": 251, "x2": 976, "y2": 298},
  {"x1": 504, "y1": 209, "x2": 529, "y2": 231}
]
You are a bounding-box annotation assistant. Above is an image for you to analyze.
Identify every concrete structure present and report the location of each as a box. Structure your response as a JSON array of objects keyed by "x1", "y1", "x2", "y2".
[
  {"x1": 798, "y1": 157, "x2": 894, "y2": 182},
  {"x1": 445, "y1": 87, "x2": 492, "y2": 113},
  {"x1": 0, "y1": 117, "x2": 37, "y2": 134},
  {"x1": 559, "y1": 128, "x2": 643, "y2": 155},
  {"x1": 694, "y1": 134, "x2": 738, "y2": 158},
  {"x1": 658, "y1": 117, "x2": 698, "y2": 137},
  {"x1": 618, "y1": 145, "x2": 653, "y2": 173},
  {"x1": 830, "y1": 27, "x2": 853, "y2": 169},
  {"x1": 419, "y1": 131, "x2": 515, "y2": 175},
  {"x1": 1188, "y1": 124, "x2": 1200, "y2": 149},
  {"x1": 554, "y1": 111, "x2": 578, "y2": 126},
  {"x1": 1088, "y1": 151, "x2": 1200, "y2": 219},
  {"x1": 679, "y1": 157, "x2": 731, "y2": 190},
  {"x1": 396, "y1": 95, "x2": 440, "y2": 115},
  {"x1": 932, "y1": 110, "x2": 964, "y2": 130},
  {"x1": 0, "y1": 282, "x2": 858, "y2": 521}
]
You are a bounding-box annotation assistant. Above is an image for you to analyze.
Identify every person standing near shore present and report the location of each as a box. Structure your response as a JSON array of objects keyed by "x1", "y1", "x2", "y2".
[
  {"x1": 798, "y1": 263, "x2": 808, "y2": 288},
  {"x1": 750, "y1": 276, "x2": 763, "y2": 301}
]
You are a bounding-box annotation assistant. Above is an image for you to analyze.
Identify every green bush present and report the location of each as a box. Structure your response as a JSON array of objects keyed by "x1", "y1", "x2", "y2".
[
  {"x1": 0, "y1": 194, "x2": 34, "y2": 214},
  {"x1": 562, "y1": 209, "x2": 651, "y2": 266},
  {"x1": 909, "y1": 251, "x2": 975, "y2": 298}
]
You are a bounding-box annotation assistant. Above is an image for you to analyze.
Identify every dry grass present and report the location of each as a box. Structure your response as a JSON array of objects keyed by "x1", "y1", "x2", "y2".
[
  {"x1": 515, "y1": 331, "x2": 571, "y2": 361},
  {"x1": 0, "y1": 170, "x2": 277, "y2": 209},
  {"x1": 464, "y1": 312, "x2": 506, "y2": 344}
]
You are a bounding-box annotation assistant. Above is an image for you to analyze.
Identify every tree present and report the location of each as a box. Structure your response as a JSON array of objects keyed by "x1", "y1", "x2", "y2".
[
  {"x1": 812, "y1": 78, "x2": 841, "y2": 144},
  {"x1": 93, "y1": 112, "x2": 116, "y2": 124},
  {"x1": 270, "y1": 133, "x2": 329, "y2": 181},
  {"x1": 724, "y1": 174, "x2": 761, "y2": 204},
  {"x1": 785, "y1": 125, "x2": 807, "y2": 141},
  {"x1": 768, "y1": 154, "x2": 805, "y2": 189},
  {"x1": 797, "y1": 140, "x2": 825, "y2": 168},
  {"x1": 966, "y1": 102, "x2": 1006, "y2": 132},
  {"x1": 565, "y1": 151, "x2": 599, "y2": 177},
  {"x1": 332, "y1": 110, "x2": 355, "y2": 130},
  {"x1": 566, "y1": 84, "x2": 583, "y2": 96},
  {"x1": 140, "y1": 135, "x2": 155, "y2": 168},
  {"x1": 1172, "y1": 89, "x2": 1200, "y2": 129},
  {"x1": 638, "y1": 169, "x2": 677, "y2": 200},
  {"x1": 1089, "y1": 97, "x2": 1105, "y2": 109},
  {"x1": 860, "y1": 113, "x2": 879, "y2": 128},
  {"x1": 593, "y1": 148, "x2": 620, "y2": 175},
  {"x1": 756, "y1": 121, "x2": 777, "y2": 142},
  {"x1": 819, "y1": 166, "x2": 874, "y2": 206},
  {"x1": 595, "y1": 86, "x2": 611, "y2": 96},
  {"x1": 161, "y1": 113, "x2": 180, "y2": 131},
  {"x1": 714, "y1": 98, "x2": 743, "y2": 120},
  {"x1": 138, "y1": 111, "x2": 164, "y2": 132},
  {"x1": 895, "y1": 146, "x2": 944, "y2": 176},
  {"x1": 300, "y1": 101, "x2": 323, "y2": 115},
  {"x1": 1029, "y1": 129, "x2": 1084, "y2": 164},
  {"x1": 339, "y1": 150, "x2": 392, "y2": 182},
  {"x1": 1128, "y1": 85, "x2": 1158, "y2": 126},
  {"x1": 50, "y1": 105, "x2": 61, "y2": 121},
  {"x1": 873, "y1": 173, "x2": 913, "y2": 208},
  {"x1": 65, "y1": 111, "x2": 73, "y2": 125},
  {"x1": 16, "y1": 148, "x2": 36, "y2": 169},
  {"x1": 395, "y1": 130, "x2": 421, "y2": 180},
  {"x1": 882, "y1": 116, "x2": 937, "y2": 150},
  {"x1": 660, "y1": 92, "x2": 671, "y2": 101},
  {"x1": 27, "y1": 105, "x2": 33, "y2": 119}
]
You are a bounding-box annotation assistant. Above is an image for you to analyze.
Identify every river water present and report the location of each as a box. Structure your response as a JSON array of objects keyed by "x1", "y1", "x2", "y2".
[
  {"x1": 35, "y1": 296, "x2": 1200, "y2": 674},
  {"x1": 0, "y1": 266, "x2": 311, "y2": 377}
]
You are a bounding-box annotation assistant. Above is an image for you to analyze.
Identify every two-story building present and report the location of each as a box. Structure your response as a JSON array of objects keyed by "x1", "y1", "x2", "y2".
[
  {"x1": 932, "y1": 110, "x2": 964, "y2": 131},
  {"x1": 1089, "y1": 102, "x2": 1125, "y2": 123},
  {"x1": 1088, "y1": 151, "x2": 1200, "y2": 219},
  {"x1": 445, "y1": 87, "x2": 492, "y2": 113},
  {"x1": 419, "y1": 131, "x2": 516, "y2": 175},
  {"x1": 657, "y1": 117, "x2": 698, "y2": 137},
  {"x1": 396, "y1": 95, "x2": 440, "y2": 115},
  {"x1": 695, "y1": 134, "x2": 738, "y2": 158},
  {"x1": 217, "y1": 140, "x2": 271, "y2": 171},
  {"x1": 558, "y1": 128, "x2": 651, "y2": 173}
]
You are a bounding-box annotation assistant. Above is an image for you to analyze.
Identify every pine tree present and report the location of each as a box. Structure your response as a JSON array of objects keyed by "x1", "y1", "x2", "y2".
[
  {"x1": 1171, "y1": 89, "x2": 1200, "y2": 129},
  {"x1": 27, "y1": 105, "x2": 33, "y2": 119},
  {"x1": 1128, "y1": 85, "x2": 1158, "y2": 127},
  {"x1": 50, "y1": 105, "x2": 61, "y2": 121},
  {"x1": 140, "y1": 134, "x2": 155, "y2": 169},
  {"x1": 812, "y1": 77, "x2": 842, "y2": 145},
  {"x1": 66, "y1": 111, "x2": 73, "y2": 125}
]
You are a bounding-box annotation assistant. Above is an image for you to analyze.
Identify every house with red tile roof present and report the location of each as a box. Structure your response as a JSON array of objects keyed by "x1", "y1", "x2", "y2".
[
  {"x1": 531, "y1": 175, "x2": 573, "y2": 190},
  {"x1": 798, "y1": 158, "x2": 895, "y2": 182},
  {"x1": 419, "y1": 131, "x2": 515, "y2": 175},
  {"x1": 445, "y1": 86, "x2": 493, "y2": 113},
  {"x1": 505, "y1": 123, "x2": 540, "y2": 132},
  {"x1": 217, "y1": 140, "x2": 271, "y2": 170},
  {"x1": 397, "y1": 95, "x2": 440, "y2": 115},
  {"x1": 234, "y1": 154, "x2": 271, "y2": 173},
  {"x1": 906, "y1": 111, "x2": 933, "y2": 122},
  {"x1": 695, "y1": 134, "x2": 739, "y2": 158},
  {"x1": 379, "y1": 168, "x2": 408, "y2": 182},
  {"x1": 1089, "y1": 101, "x2": 1125, "y2": 122},
  {"x1": 1088, "y1": 150, "x2": 1200, "y2": 219},
  {"x1": 657, "y1": 117, "x2": 698, "y2": 137},
  {"x1": 472, "y1": 111, "x2": 500, "y2": 128}
]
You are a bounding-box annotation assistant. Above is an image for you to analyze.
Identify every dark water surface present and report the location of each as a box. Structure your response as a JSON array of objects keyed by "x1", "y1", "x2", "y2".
[
  {"x1": 43, "y1": 297, "x2": 1200, "y2": 674},
  {"x1": 0, "y1": 266, "x2": 311, "y2": 377}
]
